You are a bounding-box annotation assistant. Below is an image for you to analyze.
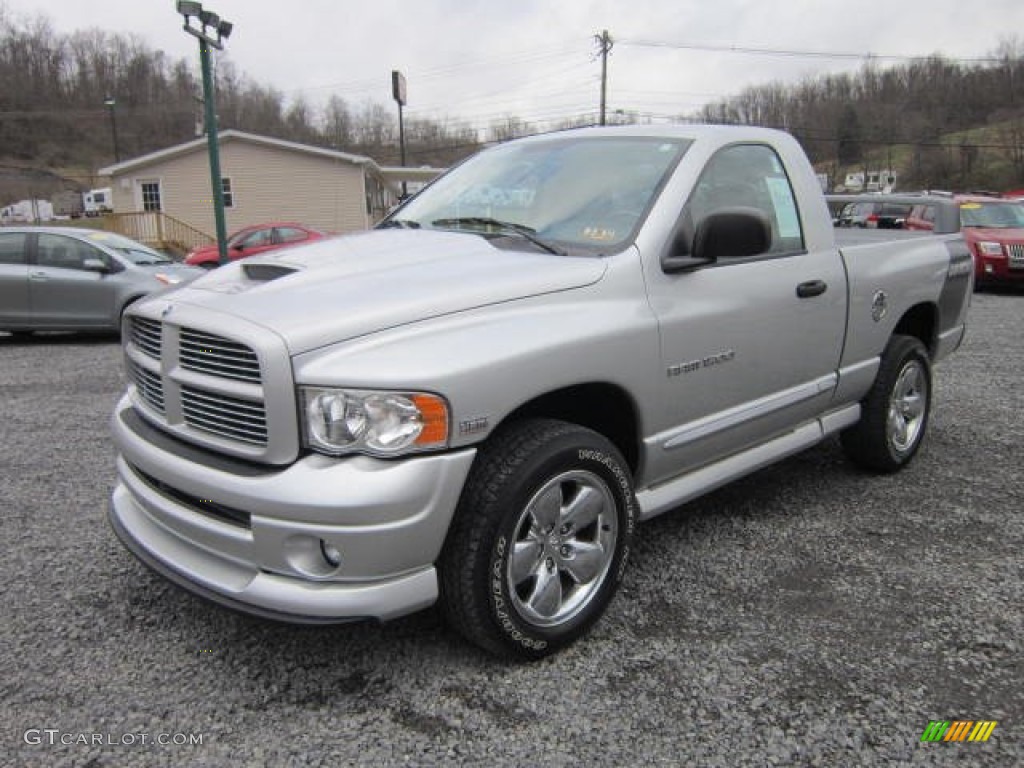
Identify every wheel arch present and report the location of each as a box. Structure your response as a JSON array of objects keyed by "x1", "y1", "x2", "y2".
[
  {"x1": 892, "y1": 302, "x2": 938, "y2": 357},
  {"x1": 118, "y1": 293, "x2": 147, "y2": 321},
  {"x1": 497, "y1": 382, "x2": 641, "y2": 475}
]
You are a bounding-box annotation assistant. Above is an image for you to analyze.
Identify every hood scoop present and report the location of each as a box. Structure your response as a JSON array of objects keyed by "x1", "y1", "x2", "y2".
[{"x1": 243, "y1": 263, "x2": 298, "y2": 282}]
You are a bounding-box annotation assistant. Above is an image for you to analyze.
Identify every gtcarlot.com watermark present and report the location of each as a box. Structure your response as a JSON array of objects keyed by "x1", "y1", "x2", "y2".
[{"x1": 24, "y1": 729, "x2": 204, "y2": 747}]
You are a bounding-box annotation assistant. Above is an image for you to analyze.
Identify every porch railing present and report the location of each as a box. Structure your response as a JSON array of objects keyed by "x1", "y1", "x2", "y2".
[{"x1": 100, "y1": 212, "x2": 214, "y2": 258}]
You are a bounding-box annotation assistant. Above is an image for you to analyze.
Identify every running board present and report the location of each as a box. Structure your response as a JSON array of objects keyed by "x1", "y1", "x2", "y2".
[{"x1": 635, "y1": 404, "x2": 860, "y2": 522}]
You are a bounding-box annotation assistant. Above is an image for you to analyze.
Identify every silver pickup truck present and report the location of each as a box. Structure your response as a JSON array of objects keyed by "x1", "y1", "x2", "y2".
[{"x1": 109, "y1": 125, "x2": 972, "y2": 659}]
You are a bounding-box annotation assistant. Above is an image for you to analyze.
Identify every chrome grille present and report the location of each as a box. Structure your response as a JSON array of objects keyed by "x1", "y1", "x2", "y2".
[
  {"x1": 1008, "y1": 243, "x2": 1024, "y2": 266},
  {"x1": 122, "y1": 309, "x2": 295, "y2": 463},
  {"x1": 180, "y1": 328, "x2": 261, "y2": 383},
  {"x1": 129, "y1": 361, "x2": 165, "y2": 414},
  {"x1": 129, "y1": 317, "x2": 162, "y2": 359},
  {"x1": 181, "y1": 385, "x2": 268, "y2": 445}
]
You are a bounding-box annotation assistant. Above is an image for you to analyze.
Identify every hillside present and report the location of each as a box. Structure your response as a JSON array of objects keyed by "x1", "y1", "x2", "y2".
[{"x1": 3, "y1": 9, "x2": 1023, "y2": 206}]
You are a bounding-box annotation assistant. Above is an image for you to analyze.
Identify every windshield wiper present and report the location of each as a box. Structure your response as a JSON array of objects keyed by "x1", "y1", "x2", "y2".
[
  {"x1": 431, "y1": 217, "x2": 567, "y2": 255},
  {"x1": 377, "y1": 219, "x2": 421, "y2": 229}
]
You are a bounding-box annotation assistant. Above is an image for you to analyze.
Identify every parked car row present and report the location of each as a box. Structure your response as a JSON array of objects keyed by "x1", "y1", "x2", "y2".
[
  {"x1": 904, "y1": 194, "x2": 1024, "y2": 289},
  {"x1": 835, "y1": 193, "x2": 1024, "y2": 289},
  {"x1": 834, "y1": 201, "x2": 913, "y2": 229}
]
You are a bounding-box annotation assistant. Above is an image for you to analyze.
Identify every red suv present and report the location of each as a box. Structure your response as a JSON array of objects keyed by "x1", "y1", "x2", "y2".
[
  {"x1": 906, "y1": 196, "x2": 1024, "y2": 288},
  {"x1": 185, "y1": 222, "x2": 327, "y2": 269}
]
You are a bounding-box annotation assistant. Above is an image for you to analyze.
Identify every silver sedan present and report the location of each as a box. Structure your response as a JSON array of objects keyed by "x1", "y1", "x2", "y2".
[{"x1": 0, "y1": 227, "x2": 203, "y2": 334}]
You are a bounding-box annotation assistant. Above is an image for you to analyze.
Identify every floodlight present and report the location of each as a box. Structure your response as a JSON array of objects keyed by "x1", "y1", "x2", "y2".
[
  {"x1": 176, "y1": 1, "x2": 203, "y2": 18},
  {"x1": 217, "y1": 20, "x2": 233, "y2": 39},
  {"x1": 199, "y1": 10, "x2": 220, "y2": 28}
]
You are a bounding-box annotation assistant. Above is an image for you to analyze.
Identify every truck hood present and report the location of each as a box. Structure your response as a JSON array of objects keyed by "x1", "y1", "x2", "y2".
[{"x1": 162, "y1": 229, "x2": 607, "y2": 353}]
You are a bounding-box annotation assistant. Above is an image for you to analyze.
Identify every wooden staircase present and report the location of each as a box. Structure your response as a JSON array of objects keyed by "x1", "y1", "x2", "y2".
[{"x1": 100, "y1": 212, "x2": 213, "y2": 259}]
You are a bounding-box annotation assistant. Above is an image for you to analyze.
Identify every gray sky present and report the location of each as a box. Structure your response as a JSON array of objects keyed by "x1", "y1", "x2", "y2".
[{"x1": 3, "y1": 0, "x2": 1022, "y2": 132}]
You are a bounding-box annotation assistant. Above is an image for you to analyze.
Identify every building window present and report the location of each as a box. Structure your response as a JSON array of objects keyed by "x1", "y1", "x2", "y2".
[
  {"x1": 141, "y1": 181, "x2": 162, "y2": 212},
  {"x1": 221, "y1": 177, "x2": 234, "y2": 208}
]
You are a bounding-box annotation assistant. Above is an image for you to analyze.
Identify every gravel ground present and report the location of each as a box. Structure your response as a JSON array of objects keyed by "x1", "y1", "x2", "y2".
[{"x1": 1, "y1": 292, "x2": 1021, "y2": 767}]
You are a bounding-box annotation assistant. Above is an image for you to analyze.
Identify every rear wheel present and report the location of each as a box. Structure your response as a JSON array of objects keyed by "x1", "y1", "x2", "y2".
[
  {"x1": 841, "y1": 334, "x2": 932, "y2": 472},
  {"x1": 439, "y1": 419, "x2": 636, "y2": 659}
]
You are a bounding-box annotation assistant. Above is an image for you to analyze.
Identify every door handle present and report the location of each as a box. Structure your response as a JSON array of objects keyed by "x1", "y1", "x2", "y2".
[{"x1": 796, "y1": 280, "x2": 827, "y2": 298}]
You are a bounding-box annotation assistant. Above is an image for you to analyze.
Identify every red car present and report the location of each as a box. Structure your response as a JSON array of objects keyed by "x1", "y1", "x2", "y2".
[
  {"x1": 185, "y1": 222, "x2": 327, "y2": 268},
  {"x1": 906, "y1": 196, "x2": 1024, "y2": 288}
]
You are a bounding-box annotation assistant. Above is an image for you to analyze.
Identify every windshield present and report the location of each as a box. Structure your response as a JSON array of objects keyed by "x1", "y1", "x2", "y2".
[
  {"x1": 960, "y1": 201, "x2": 1024, "y2": 229},
  {"x1": 84, "y1": 231, "x2": 172, "y2": 264},
  {"x1": 386, "y1": 136, "x2": 691, "y2": 254}
]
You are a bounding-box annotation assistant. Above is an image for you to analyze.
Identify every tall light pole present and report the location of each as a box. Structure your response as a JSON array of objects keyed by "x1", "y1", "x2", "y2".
[
  {"x1": 104, "y1": 95, "x2": 121, "y2": 163},
  {"x1": 176, "y1": 1, "x2": 233, "y2": 265}
]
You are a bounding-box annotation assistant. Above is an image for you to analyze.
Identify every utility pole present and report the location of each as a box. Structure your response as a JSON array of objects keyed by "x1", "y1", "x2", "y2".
[{"x1": 595, "y1": 29, "x2": 613, "y2": 126}]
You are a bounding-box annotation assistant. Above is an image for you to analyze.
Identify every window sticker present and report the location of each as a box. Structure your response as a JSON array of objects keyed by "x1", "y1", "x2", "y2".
[
  {"x1": 456, "y1": 186, "x2": 536, "y2": 208},
  {"x1": 581, "y1": 226, "x2": 617, "y2": 241},
  {"x1": 764, "y1": 177, "x2": 801, "y2": 238},
  {"x1": 960, "y1": 203, "x2": 981, "y2": 210}
]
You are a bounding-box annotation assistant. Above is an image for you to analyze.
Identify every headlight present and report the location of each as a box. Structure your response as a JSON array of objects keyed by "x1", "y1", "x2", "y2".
[
  {"x1": 976, "y1": 241, "x2": 1004, "y2": 257},
  {"x1": 154, "y1": 272, "x2": 183, "y2": 285},
  {"x1": 301, "y1": 387, "x2": 449, "y2": 457}
]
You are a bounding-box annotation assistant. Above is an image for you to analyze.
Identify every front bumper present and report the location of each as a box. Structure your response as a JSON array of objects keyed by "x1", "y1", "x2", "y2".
[
  {"x1": 109, "y1": 394, "x2": 477, "y2": 623},
  {"x1": 975, "y1": 256, "x2": 1024, "y2": 286}
]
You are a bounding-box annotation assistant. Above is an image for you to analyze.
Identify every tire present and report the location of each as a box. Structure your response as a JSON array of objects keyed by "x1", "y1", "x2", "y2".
[
  {"x1": 439, "y1": 418, "x2": 636, "y2": 659},
  {"x1": 841, "y1": 334, "x2": 932, "y2": 473}
]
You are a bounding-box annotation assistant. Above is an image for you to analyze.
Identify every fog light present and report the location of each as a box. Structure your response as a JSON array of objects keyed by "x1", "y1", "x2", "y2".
[{"x1": 320, "y1": 539, "x2": 342, "y2": 568}]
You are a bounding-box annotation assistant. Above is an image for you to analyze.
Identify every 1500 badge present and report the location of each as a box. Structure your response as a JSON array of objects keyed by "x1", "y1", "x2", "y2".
[{"x1": 667, "y1": 349, "x2": 736, "y2": 377}]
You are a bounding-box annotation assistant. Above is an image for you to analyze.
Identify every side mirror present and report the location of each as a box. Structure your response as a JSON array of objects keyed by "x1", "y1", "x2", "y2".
[
  {"x1": 692, "y1": 208, "x2": 772, "y2": 261},
  {"x1": 661, "y1": 208, "x2": 772, "y2": 273},
  {"x1": 82, "y1": 258, "x2": 111, "y2": 274}
]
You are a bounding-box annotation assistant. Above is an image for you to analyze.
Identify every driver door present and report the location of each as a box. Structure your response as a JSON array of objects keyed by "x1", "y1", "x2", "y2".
[{"x1": 643, "y1": 143, "x2": 847, "y2": 484}]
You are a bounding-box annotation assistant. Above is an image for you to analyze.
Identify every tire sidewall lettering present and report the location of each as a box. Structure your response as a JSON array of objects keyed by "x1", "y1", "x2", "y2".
[
  {"x1": 487, "y1": 438, "x2": 635, "y2": 653},
  {"x1": 491, "y1": 535, "x2": 548, "y2": 652}
]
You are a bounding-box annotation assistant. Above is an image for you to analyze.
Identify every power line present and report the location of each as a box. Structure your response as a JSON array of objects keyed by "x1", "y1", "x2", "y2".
[
  {"x1": 286, "y1": 43, "x2": 583, "y2": 99},
  {"x1": 618, "y1": 38, "x2": 1005, "y2": 65}
]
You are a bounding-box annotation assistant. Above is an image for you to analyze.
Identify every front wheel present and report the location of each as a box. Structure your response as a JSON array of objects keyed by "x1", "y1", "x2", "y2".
[
  {"x1": 841, "y1": 334, "x2": 932, "y2": 472},
  {"x1": 439, "y1": 419, "x2": 636, "y2": 659}
]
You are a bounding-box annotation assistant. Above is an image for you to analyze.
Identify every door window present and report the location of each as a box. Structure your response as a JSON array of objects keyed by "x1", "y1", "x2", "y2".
[
  {"x1": 276, "y1": 227, "x2": 311, "y2": 243},
  {"x1": 0, "y1": 232, "x2": 28, "y2": 264},
  {"x1": 238, "y1": 228, "x2": 273, "y2": 248},
  {"x1": 36, "y1": 234, "x2": 110, "y2": 271},
  {"x1": 685, "y1": 144, "x2": 805, "y2": 255}
]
